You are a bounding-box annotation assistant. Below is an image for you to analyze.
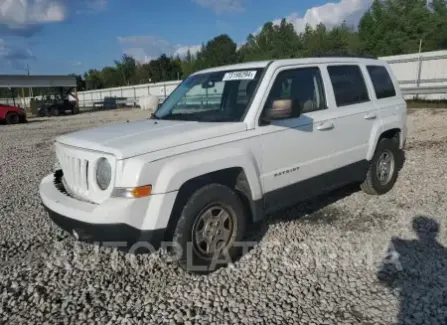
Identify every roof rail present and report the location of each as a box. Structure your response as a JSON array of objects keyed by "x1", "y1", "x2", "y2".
[{"x1": 312, "y1": 52, "x2": 377, "y2": 59}]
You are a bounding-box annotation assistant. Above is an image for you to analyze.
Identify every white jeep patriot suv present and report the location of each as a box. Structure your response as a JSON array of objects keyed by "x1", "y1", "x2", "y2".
[{"x1": 40, "y1": 56, "x2": 407, "y2": 273}]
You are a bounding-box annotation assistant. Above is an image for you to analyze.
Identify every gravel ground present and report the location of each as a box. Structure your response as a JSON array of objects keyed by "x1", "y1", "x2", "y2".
[{"x1": 1, "y1": 108, "x2": 446, "y2": 325}]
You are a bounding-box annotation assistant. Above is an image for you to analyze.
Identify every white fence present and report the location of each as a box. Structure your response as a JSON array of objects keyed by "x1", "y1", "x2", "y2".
[
  {"x1": 76, "y1": 80, "x2": 182, "y2": 107},
  {"x1": 382, "y1": 50, "x2": 447, "y2": 100},
  {"x1": 1, "y1": 50, "x2": 447, "y2": 108},
  {"x1": 0, "y1": 79, "x2": 182, "y2": 108}
]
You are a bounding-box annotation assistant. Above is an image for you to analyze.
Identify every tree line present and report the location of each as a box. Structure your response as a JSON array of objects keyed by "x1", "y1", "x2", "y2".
[{"x1": 1, "y1": 0, "x2": 446, "y2": 98}]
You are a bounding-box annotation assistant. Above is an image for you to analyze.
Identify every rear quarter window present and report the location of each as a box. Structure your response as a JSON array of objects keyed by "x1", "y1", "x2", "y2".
[
  {"x1": 327, "y1": 65, "x2": 370, "y2": 107},
  {"x1": 367, "y1": 65, "x2": 397, "y2": 99}
]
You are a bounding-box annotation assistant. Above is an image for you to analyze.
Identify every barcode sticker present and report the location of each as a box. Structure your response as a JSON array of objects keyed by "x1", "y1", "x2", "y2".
[{"x1": 222, "y1": 70, "x2": 257, "y2": 81}]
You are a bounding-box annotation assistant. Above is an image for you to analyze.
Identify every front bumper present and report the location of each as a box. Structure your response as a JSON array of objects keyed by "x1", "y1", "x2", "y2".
[
  {"x1": 44, "y1": 205, "x2": 165, "y2": 250},
  {"x1": 39, "y1": 172, "x2": 178, "y2": 250}
]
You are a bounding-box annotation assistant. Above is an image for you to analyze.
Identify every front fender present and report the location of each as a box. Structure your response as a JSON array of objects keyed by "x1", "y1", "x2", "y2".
[
  {"x1": 116, "y1": 140, "x2": 264, "y2": 230},
  {"x1": 148, "y1": 146, "x2": 264, "y2": 201}
]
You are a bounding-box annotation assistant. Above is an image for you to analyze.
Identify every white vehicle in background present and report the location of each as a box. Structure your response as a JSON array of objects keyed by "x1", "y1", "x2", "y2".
[{"x1": 40, "y1": 55, "x2": 407, "y2": 273}]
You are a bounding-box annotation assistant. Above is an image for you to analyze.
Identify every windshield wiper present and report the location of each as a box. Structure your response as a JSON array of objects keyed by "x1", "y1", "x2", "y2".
[{"x1": 158, "y1": 113, "x2": 203, "y2": 121}]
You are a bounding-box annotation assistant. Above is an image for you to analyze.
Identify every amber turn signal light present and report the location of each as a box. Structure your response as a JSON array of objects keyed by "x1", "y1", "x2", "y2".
[
  {"x1": 112, "y1": 185, "x2": 152, "y2": 198},
  {"x1": 132, "y1": 185, "x2": 152, "y2": 198}
]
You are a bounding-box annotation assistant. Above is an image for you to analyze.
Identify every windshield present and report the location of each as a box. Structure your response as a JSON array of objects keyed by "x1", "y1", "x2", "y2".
[{"x1": 154, "y1": 68, "x2": 264, "y2": 122}]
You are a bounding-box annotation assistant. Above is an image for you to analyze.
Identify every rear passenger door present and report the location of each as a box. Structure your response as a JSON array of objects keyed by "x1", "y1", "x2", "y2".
[{"x1": 326, "y1": 64, "x2": 378, "y2": 165}]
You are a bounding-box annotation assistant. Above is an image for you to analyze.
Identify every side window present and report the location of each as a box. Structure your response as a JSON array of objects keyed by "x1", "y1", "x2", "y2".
[
  {"x1": 367, "y1": 65, "x2": 396, "y2": 99},
  {"x1": 327, "y1": 65, "x2": 370, "y2": 107},
  {"x1": 264, "y1": 67, "x2": 326, "y2": 117}
]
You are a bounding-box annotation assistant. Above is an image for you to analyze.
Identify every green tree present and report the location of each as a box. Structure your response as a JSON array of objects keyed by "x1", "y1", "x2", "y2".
[
  {"x1": 114, "y1": 54, "x2": 137, "y2": 85},
  {"x1": 239, "y1": 22, "x2": 276, "y2": 61},
  {"x1": 359, "y1": 0, "x2": 438, "y2": 56},
  {"x1": 84, "y1": 69, "x2": 104, "y2": 90},
  {"x1": 77, "y1": 0, "x2": 447, "y2": 86},
  {"x1": 136, "y1": 62, "x2": 152, "y2": 84},
  {"x1": 239, "y1": 20, "x2": 302, "y2": 61},
  {"x1": 181, "y1": 49, "x2": 197, "y2": 78},
  {"x1": 427, "y1": 0, "x2": 447, "y2": 50},
  {"x1": 100, "y1": 67, "x2": 121, "y2": 88},
  {"x1": 143, "y1": 54, "x2": 182, "y2": 82},
  {"x1": 69, "y1": 74, "x2": 86, "y2": 91},
  {"x1": 202, "y1": 34, "x2": 238, "y2": 67},
  {"x1": 326, "y1": 22, "x2": 362, "y2": 55}
]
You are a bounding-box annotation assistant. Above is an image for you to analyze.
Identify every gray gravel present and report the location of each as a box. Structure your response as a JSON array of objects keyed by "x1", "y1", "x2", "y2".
[{"x1": 1, "y1": 108, "x2": 447, "y2": 325}]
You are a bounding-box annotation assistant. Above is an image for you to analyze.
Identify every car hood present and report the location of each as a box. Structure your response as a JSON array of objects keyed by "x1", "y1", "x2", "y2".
[
  {"x1": 0, "y1": 104, "x2": 19, "y2": 110},
  {"x1": 56, "y1": 118, "x2": 247, "y2": 159}
]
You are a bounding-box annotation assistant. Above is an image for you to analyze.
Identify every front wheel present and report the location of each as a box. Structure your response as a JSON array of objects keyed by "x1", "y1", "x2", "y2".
[
  {"x1": 5, "y1": 112, "x2": 19, "y2": 125},
  {"x1": 361, "y1": 138, "x2": 402, "y2": 195},
  {"x1": 172, "y1": 183, "x2": 247, "y2": 274}
]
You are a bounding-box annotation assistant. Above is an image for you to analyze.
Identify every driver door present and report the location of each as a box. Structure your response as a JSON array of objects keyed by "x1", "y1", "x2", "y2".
[{"x1": 257, "y1": 66, "x2": 342, "y2": 212}]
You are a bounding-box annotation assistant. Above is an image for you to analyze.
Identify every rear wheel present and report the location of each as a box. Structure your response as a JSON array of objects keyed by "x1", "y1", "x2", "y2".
[
  {"x1": 5, "y1": 112, "x2": 19, "y2": 125},
  {"x1": 42, "y1": 107, "x2": 51, "y2": 117},
  {"x1": 51, "y1": 106, "x2": 61, "y2": 116},
  {"x1": 361, "y1": 138, "x2": 402, "y2": 195},
  {"x1": 172, "y1": 183, "x2": 247, "y2": 274}
]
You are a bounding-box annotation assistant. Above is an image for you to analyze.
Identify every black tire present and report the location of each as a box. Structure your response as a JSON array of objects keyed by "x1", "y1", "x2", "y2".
[
  {"x1": 51, "y1": 106, "x2": 61, "y2": 116},
  {"x1": 172, "y1": 183, "x2": 247, "y2": 274},
  {"x1": 43, "y1": 107, "x2": 51, "y2": 117},
  {"x1": 5, "y1": 112, "x2": 19, "y2": 125},
  {"x1": 361, "y1": 137, "x2": 402, "y2": 195}
]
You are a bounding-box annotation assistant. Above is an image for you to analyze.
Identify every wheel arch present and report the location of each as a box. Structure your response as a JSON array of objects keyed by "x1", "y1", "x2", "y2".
[
  {"x1": 367, "y1": 125, "x2": 402, "y2": 161},
  {"x1": 131, "y1": 146, "x2": 264, "y2": 239},
  {"x1": 162, "y1": 166, "x2": 263, "y2": 242},
  {"x1": 5, "y1": 111, "x2": 19, "y2": 124}
]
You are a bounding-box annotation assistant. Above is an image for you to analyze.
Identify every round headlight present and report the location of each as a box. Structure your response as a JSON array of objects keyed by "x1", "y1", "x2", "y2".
[{"x1": 96, "y1": 157, "x2": 111, "y2": 190}]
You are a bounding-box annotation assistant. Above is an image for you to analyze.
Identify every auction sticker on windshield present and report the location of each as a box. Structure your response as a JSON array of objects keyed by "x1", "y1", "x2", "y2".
[{"x1": 223, "y1": 70, "x2": 257, "y2": 81}]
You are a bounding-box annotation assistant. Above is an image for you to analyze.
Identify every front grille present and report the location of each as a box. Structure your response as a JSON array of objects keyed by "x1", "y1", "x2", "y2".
[
  {"x1": 53, "y1": 170, "x2": 96, "y2": 204},
  {"x1": 56, "y1": 149, "x2": 90, "y2": 197},
  {"x1": 54, "y1": 169, "x2": 70, "y2": 197},
  {"x1": 54, "y1": 142, "x2": 115, "y2": 204}
]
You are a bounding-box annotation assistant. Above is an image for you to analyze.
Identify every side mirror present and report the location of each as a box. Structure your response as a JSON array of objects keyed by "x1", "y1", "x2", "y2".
[
  {"x1": 202, "y1": 80, "x2": 215, "y2": 89},
  {"x1": 265, "y1": 99, "x2": 301, "y2": 120}
]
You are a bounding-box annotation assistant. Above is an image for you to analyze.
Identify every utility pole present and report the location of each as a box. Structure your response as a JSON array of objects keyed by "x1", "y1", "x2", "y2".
[
  {"x1": 415, "y1": 38, "x2": 424, "y2": 101},
  {"x1": 26, "y1": 64, "x2": 33, "y2": 98}
]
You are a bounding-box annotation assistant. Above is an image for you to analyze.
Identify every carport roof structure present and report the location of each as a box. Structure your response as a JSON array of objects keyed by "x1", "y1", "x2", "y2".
[{"x1": 0, "y1": 75, "x2": 76, "y2": 88}]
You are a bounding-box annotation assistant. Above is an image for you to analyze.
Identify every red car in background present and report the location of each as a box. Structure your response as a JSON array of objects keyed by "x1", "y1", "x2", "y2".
[{"x1": 0, "y1": 104, "x2": 27, "y2": 125}]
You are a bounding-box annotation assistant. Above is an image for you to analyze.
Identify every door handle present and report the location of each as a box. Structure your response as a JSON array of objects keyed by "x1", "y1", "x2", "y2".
[
  {"x1": 317, "y1": 121, "x2": 334, "y2": 131},
  {"x1": 364, "y1": 112, "x2": 377, "y2": 120}
]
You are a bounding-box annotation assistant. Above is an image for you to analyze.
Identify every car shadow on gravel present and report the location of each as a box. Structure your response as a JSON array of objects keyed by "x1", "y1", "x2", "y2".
[
  {"x1": 245, "y1": 183, "x2": 360, "y2": 242},
  {"x1": 377, "y1": 216, "x2": 447, "y2": 325}
]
